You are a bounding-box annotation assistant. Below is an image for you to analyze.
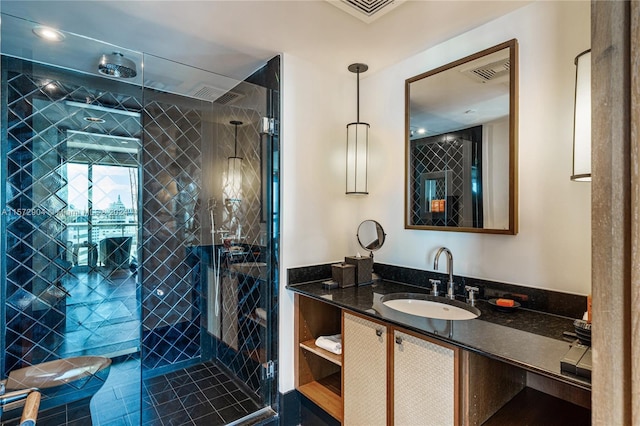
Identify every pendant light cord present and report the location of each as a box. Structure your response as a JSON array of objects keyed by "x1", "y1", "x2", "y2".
[
  {"x1": 348, "y1": 63, "x2": 367, "y2": 123},
  {"x1": 356, "y1": 66, "x2": 360, "y2": 123},
  {"x1": 234, "y1": 123, "x2": 238, "y2": 156},
  {"x1": 230, "y1": 120, "x2": 243, "y2": 157}
]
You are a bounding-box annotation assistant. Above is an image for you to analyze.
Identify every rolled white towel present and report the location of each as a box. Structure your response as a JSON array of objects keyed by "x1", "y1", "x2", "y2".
[{"x1": 315, "y1": 334, "x2": 342, "y2": 355}]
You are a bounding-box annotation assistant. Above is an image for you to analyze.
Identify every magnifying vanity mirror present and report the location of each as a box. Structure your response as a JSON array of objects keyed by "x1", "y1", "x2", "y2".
[
  {"x1": 405, "y1": 39, "x2": 518, "y2": 234},
  {"x1": 357, "y1": 220, "x2": 386, "y2": 256}
]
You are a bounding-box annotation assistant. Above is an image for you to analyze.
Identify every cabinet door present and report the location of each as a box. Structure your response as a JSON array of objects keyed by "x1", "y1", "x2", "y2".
[
  {"x1": 343, "y1": 312, "x2": 388, "y2": 426},
  {"x1": 393, "y1": 330, "x2": 457, "y2": 426}
]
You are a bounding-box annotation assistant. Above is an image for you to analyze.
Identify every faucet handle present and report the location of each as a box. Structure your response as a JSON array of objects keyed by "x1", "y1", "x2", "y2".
[
  {"x1": 465, "y1": 285, "x2": 479, "y2": 306},
  {"x1": 429, "y1": 279, "x2": 441, "y2": 297}
]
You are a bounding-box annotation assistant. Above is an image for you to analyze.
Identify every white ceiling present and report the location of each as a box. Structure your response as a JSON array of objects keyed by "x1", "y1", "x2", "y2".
[{"x1": 1, "y1": 0, "x2": 531, "y2": 81}]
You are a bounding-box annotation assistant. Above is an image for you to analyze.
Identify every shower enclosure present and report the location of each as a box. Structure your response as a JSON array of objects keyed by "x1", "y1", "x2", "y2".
[{"x1": 0, "y1": 13, "x2": 279, "y2": 426}]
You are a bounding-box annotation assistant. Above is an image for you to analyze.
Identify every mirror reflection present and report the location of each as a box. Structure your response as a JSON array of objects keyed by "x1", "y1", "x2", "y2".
[
  {"x1": 357, "y1": 220, "x2": 386, "y2": 253},
  {"x1": 405, "y1": 39, "x2": 518, "y2": 234}
]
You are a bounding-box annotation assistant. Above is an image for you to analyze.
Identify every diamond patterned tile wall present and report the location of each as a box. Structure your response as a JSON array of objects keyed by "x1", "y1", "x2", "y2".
[
  {"x1": 211, "y1": 84, "x2": 270, "y2": 399},
  {"x1": 409, "y1": 124, "x2": 486, "y2": 228},
  {"x1": 411, "y1": 140, "x2": 464, "y2": 226},
  {"x1": 2, "y1": 57, "x2": 144, "y2": 374},
  {"x1": 1, "y1": 55, "x2": 279, "y2": 417},
  {"x1": 141, "y1": 94, "x2": 203, "y2": 370}
]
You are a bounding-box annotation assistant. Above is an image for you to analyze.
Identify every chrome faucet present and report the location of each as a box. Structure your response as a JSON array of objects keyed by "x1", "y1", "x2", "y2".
[{"x1": 433, "y1": 247, "x2": 455, "y2": 300}]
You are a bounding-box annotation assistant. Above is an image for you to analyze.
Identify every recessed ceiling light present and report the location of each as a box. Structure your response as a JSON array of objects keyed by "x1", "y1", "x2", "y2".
[
  {"x1": 417, "y1": 128, "x2": 426, "y2": 134},
  {"x1": 32, "y1": 26, "x2": 65, "y2": 42},
  {"x1": 83, "y1": 117, "x2": 106, "y2": 124}
]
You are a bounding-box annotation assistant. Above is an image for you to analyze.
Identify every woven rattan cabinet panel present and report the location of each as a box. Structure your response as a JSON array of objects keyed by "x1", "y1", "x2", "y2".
[
  {"x1": 343, "y1": 312, "x2": 388, "y2": 426},
  {"x1": 393, "y1": 330, "x2": 457, "y2": 425}
]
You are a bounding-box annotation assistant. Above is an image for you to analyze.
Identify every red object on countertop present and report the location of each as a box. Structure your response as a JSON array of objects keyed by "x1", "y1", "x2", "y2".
[{"x1": 496, "y1": 298, "x2": 515, "y2": 308}]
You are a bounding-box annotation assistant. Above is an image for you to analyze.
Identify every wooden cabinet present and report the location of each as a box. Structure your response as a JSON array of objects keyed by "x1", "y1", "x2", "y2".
[
  {"x1": 294, "y1": 295, "x2": 460, "y2": 425},
  {"x1": 392, "y1": 329, "x2": 459, "y2": 425},
  {"x1": 294, "y1": 294, "x2": 343, "y2": 421},
  {"x1": 343, "y1": 311, "x2": 388, "y2": 426},
  {"x1": 342, "y1": 311, "x2": 459, "y2": 426},
  {"x1": 294, "y1": 293, "x2": 588, "y2": 426}
]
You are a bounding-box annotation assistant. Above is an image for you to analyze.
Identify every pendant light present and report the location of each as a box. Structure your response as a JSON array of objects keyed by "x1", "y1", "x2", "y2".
[
  {"x1": 346, "y1": 63, "x2": 370, "y2": 195},
  {"x1": 570, "y1": 49, "x2": 591, "y2": 182},
  {"x1": 227, "y1": 120, "x2": 243, "y2": 202}
]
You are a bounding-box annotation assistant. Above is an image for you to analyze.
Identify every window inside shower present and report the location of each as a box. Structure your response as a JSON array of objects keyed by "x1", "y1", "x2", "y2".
[{"x1": 1, "y1": 13, "x2": 279, "y2": 426}]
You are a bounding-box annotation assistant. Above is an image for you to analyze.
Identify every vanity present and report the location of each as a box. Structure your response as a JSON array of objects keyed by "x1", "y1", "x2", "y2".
[
  {"x1": 286, "y1": 37, "x2": 591, "y2": 424},
  {"x1": 288, "y1": 274, "x2": 591, "y2": 425}
]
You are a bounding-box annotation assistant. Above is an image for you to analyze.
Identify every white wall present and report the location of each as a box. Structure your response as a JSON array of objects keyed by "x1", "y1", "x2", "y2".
[
  {"x1": 360, "y1": 0, "x2": 591, "y2": 293},
  {"x1": 279, "y1": 0, "x2": 591, "y2": 393},
  {"x1": 279, "y1": 54, "x2": 357, "y2": 391},
  {"x1": 482, "y1": 116, "x2": 510, "y2": 230}
]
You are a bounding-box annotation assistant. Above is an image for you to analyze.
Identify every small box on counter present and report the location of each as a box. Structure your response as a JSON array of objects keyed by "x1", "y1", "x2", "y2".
[
  {"x1": 332, "y1": 263, "x2": 356, "y2": 288},
  {"x1": 560, "y1": 344, "x2": 589, "y2": 376},
  {"x1": 576, "y1": 347, "x2": 592, "y2": 379},
  {"x1": 344, "y1": 255, "x2": 373, "y2": 286}
]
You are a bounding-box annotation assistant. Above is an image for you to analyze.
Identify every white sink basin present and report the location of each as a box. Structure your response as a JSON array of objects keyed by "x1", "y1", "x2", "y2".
[{"x1": 380, "y1": 293, "x2": 480, "y2": 320}]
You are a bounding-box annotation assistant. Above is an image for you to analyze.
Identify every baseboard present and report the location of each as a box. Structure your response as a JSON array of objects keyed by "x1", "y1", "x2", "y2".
[
  {"x1": 279, "y1": 390, "x2": 301, "y2": 426},
  {"x1": 279, "y1": 389, "x2": 341, "y2": 426}
]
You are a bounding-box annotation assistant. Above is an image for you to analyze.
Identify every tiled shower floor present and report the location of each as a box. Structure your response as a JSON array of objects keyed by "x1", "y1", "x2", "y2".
[
  {"x1": 61, "y1": 271, "x2": 263, "y2": 425},
  {"x1": 91, "y1": 359, "x2": 262, "y2": 426},
  {"x1": 62, "y1": 269, "x2": 140, "y2": 360},
  {"x1": 142, "y1": 361, "x2": 262, "y2": 425}
]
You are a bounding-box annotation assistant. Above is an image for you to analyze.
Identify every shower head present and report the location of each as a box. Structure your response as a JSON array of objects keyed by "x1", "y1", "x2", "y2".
[{"x1": 98, "y1": 52, "x2": 137, "y2": 78}]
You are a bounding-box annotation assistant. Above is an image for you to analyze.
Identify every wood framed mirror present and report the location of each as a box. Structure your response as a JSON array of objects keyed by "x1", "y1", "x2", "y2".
[{"x1": 405, "y1": 39, "x2": 518, "y2": 234}]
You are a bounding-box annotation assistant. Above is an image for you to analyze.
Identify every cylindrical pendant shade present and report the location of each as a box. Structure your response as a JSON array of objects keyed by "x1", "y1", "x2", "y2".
[
  {"x1": 346, "y1": 122, "x2": 369, "y2": 194},
  {"x1": 227, "y1": 156, "x2": 243, "y2": 202},
  {"x1": 571, "y1": 50, "x2": 591, "y2": 182}
]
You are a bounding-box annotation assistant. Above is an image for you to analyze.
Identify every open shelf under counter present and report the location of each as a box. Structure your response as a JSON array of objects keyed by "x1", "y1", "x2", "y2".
[
  {"x1": 298, "y1": 372, "x2": 342, "y2": 421},
  {"x1": 482, "y1": 387, "x2": 590, "y2": 426},
  {"x1": 300, "y1": 339, "x2": 342, "y2": 366},
  {"x1": 295, "y1": 293, "x2": 343, "y2": 422}
]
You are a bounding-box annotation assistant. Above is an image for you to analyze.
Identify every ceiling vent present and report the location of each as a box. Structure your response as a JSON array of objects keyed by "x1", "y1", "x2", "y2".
[
  {"x1": 190, "y1": 85, "x2": 243, "y2": 104},
  {"x1": 461, "y1": 58, "x2": 510, "y2": 84},
  {"x1": 326, "y1": 0, "x2": 406, "y2": 23},
  {"x1": 214, "y1": 91, "x2": 242, "y2": 105}
]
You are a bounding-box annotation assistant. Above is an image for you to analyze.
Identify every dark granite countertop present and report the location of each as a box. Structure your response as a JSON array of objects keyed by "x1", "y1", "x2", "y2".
[{"x1": 287, "y1": 279, "x2": 591, "y2": 391}]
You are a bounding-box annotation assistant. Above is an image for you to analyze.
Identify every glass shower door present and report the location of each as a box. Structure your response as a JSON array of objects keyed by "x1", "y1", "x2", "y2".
[
  {"x1": 1, "y1": 12, "x2": 279, "y2": 425},
  {"x1": 1, "y1": 50, "x2": 144, "y2": 424},
  {"x1": 207, "y1": 84, "x2": 280, "y2": 417}
]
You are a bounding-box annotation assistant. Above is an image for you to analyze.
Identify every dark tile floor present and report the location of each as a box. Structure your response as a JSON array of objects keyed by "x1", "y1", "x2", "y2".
[
  {"x1": 90, "y1": 358, "x2": 262, "y2": 426},
  {"x1": 62, "y1": 269, "x2": 140, "y2": 359},
  {"x1": 3, "y1": 269, "x2": 264, "y2": 425},
  {"x1": 142, "y1": 361, "x2": 262, "y2": 426},
  {"x1": 90, "y1": 356, "x2": 142, "y2": 426}
]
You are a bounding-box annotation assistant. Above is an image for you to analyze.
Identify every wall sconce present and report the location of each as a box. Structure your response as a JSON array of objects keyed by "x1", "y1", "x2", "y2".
[
  {"x1": 571, "y1": 49, "x2": 591, "y2": 182},
  {"x1": 346, "y1": 63, "x2": 370, "y2": 194},
  {"x1": 227, "y1": 120, "x2": 243, "y2": 202}
]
